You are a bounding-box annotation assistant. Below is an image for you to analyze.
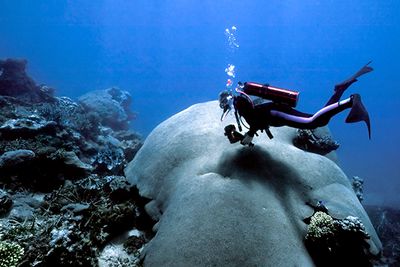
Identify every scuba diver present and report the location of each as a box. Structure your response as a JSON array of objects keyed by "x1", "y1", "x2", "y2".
[{"x1": 220, "y1": 62, "x2": 373, "y2": 146}]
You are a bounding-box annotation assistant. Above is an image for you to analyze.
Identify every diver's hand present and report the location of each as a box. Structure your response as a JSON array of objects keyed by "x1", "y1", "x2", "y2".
[{"x1": 241, "y1": 132, "x2": 254, "y2": 146}]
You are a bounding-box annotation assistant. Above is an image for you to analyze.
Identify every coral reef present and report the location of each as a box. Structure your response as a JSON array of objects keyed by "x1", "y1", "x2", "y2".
[
  {"x1": 293, "y1": 128, "x2": 339, "y2": 155},
  {"x1": 0, "y1": 58, "x2": 149, "y2": 266},
  {"x1": 1, "y1": 176, "x2": 149, "y2": 266},
  {"x1": 1, "y1": 58, "x2": 394, "y2": 266},
  {"x1": 0, "y1": 59, "x2": 143, "y2": 191}
]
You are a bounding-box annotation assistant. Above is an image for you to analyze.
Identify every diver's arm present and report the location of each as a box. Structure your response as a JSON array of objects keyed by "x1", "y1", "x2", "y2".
[
  {"x1": 240, "y1": 127, "x2": 256, "y2": 146},
  {"x1": 241, "y1": 132, "x2": 254, "y2": 146}
]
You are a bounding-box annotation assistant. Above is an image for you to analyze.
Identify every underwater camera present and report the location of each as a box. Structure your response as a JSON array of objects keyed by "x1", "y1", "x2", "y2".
[
  {"x1": 224, "y1": 124, "x2": 254, "y2": 147},
  {"x1": 243, "y1": 82, "x2": 299, "y2": 107}
]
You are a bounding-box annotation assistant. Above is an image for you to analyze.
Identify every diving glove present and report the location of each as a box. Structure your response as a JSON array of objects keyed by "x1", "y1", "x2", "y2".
[{"x1": 241, "y1": 132, "x2": 254, "y2": 146}]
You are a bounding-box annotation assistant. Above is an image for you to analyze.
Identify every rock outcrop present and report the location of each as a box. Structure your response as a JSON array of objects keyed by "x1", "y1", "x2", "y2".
[
  {"x1": 0, "y1": 58, "x2": 54, "y2": 102},
  {"x1": 125, "y1": 101, "x2": 382, "y2": 266}
]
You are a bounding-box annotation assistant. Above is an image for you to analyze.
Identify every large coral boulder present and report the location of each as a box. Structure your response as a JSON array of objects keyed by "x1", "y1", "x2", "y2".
[
  {"x1": 79, "y1": 87, "x2": 134, "y2": 130},
  {"x1": 125, "y1": 101, "x2": 382, "y2": 266}
]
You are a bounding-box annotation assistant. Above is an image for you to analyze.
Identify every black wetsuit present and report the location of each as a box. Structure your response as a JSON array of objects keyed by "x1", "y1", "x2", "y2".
[{"x1": 234, "y1": 93, "x2": 358, "y2": 138}]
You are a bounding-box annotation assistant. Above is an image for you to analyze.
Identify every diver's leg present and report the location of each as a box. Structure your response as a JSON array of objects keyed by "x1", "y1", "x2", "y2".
[
  {"x1": 320, "y1": 94, "x2": 371, "y2": 139},
  {"x1": 270, "y1": 94, "x2": 371, "y2": 138},
  {"x1": 325, "y1": 62, "x2": 373, "y2": 106},
  {"x1": 270, "y1": 99, "x2": 351, "y2": 128}
]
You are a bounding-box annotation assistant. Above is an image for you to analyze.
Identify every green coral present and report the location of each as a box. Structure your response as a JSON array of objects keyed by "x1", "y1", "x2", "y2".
[
  {"x1": 0, "y1": 241, "x2": 24, "y2": 267},
  {"x1": 305, "y1": 211, "x2": 374, "y2": 266},
  {"x1": 306, "y1": 211, "x2": 336, "y2": 241}
]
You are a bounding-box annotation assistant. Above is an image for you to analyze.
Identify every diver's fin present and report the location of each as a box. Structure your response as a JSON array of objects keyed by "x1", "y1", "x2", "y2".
[
  {"x1": 325, "y1": 61, "x2": 373, "y2": 106},
  {"x1": 345, "y1": 94, "x2": 371, "y2": 139},
  {"x1": 350, "y1": 60, "x2": 374, "y2": 80}
]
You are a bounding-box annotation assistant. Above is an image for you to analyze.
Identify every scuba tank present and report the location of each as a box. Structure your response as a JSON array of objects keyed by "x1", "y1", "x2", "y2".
[{"x1": 243, "y1": 82, "x2": 300, "y2": 108}]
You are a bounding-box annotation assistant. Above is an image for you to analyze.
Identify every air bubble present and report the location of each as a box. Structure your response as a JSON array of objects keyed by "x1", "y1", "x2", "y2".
[{"x1": 225, "y1": 64, "x2": 236, "y2": 78}]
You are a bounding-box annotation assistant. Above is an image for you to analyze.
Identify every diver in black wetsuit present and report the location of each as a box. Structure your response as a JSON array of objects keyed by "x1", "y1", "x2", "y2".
[{"x1": 220, "y1": 62, "x2": 373, "y2": 146}]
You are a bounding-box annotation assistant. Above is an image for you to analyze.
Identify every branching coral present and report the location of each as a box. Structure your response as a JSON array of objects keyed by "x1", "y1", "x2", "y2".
[
  {"x1": 336, "y1": 215, "x2": 369, "y2": 236},
  {"x1": 306, "y1": 211, "x2": 336, "y2": 242},
  {"x1": 0, "y1": 241, "x2": 24, "y2": 267}
]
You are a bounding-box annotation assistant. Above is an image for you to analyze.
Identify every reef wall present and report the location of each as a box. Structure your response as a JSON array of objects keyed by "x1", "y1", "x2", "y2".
[{"x1": 0, "y1": 59, "x2": 148, "y2": 266}]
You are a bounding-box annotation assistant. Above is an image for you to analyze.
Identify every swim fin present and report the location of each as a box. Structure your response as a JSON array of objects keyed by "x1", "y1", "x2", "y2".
[
  {"x1": 345, "y1": 94, "x2": 371, "y2": 139},
  {"x1": 325, "y1": 61, "x2": 373, "y2": 106}
]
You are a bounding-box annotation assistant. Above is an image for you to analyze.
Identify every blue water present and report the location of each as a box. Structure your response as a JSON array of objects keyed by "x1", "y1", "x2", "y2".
[{"x1": 1, "y1": 0, "x2": 399, "y2": 207}]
